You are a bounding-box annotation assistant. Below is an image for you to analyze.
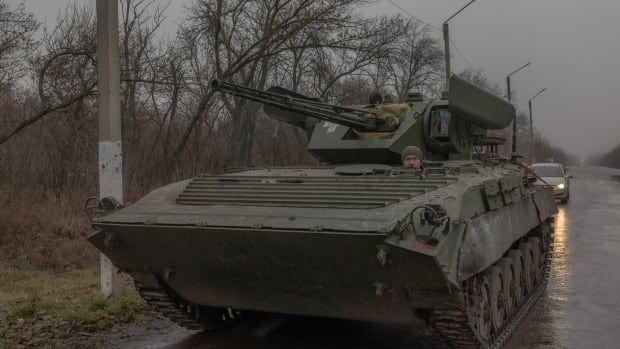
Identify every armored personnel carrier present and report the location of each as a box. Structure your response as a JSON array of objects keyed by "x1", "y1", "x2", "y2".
[{"x1": 89, "y1": 75, "x2": 556, "y2": 348}]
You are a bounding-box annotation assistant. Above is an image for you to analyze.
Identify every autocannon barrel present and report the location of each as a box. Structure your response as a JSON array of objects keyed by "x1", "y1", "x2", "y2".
[{"x1": 212, "y1": 79, "x2": 376, "y2": 130}]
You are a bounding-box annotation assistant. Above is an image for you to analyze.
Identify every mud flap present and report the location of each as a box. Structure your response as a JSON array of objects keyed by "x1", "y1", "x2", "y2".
[
  {"x1": 532, "y1": 187, "x2": 558, "y2": 221},
  {"x1": 458, "y1": 196, "x2": 540, "y2": 281}
]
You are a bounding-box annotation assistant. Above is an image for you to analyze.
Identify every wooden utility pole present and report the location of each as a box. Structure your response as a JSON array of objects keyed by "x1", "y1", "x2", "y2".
[{"x1": 96, "y1": 0, "x2": 123, "y2": 298}]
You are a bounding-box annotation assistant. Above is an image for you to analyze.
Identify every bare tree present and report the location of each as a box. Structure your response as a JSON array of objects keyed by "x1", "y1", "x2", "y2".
[
  {"x1": 458, "y1": 68, "x2": 503, "y2": 96},
  {"x1": 0, "y1": 4, "x2": 97, "y2": 146},
  {"x1": 0, "y1": 1, "x2": 39, "y2": 92},
  {"x1": 31, "y1": 5, "x2": 98, "y2": 191},
  {"x1": 593, "y1": 143, "x2": 620, "y2": 168},
  {"x1": 380, "y1": 20, "x2": 443, "y2": 100},
  {"x1": 119, "y1": 0, "x2": 167, "y2": 144},
  {"x1": 308, "y1": 15, "x2": 409, "y2": 100},
  {"x1": 166, "y1": 0, "x2": 388, "y2": 172}
]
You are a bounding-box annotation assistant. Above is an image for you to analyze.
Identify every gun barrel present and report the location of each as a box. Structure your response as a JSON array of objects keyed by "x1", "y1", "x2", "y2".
[{"x1": 212, "y1": 79, "x2": 376, "y2": 130}]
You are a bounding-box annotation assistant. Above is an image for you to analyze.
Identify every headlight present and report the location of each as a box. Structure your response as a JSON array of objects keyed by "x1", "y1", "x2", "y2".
[{"x1": 556, "y1": 183, "x2": 565, "y2": 189}]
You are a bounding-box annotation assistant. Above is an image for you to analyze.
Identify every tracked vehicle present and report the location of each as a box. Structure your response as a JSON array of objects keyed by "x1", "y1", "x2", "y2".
[{"x1": 89, "y1": 75, "x2": 556, "y2": 348}]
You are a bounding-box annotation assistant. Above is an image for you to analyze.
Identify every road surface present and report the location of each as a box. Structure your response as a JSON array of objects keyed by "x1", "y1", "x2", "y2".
[{"x1": 103, "y1": 166, "x2": 620, "y2": 349}]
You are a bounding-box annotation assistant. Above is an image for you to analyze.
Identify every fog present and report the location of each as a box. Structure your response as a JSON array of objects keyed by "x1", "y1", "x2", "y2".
[{"x1": 12, "y1": 0, "x2": 620, "y2": 159}]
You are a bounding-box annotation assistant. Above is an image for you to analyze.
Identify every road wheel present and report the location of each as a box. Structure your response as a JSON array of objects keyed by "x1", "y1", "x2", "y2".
[
  {"x1": 528, "y1": 237, "x2": 543, "y2": 286},
  {"x1": 519, "y1": 242, "x2": 534, "y2": 296},
  {"x1": 468, "y1": 273, "x2": 492, "y2": 344},
  {"x1": 507, "y1": 249, "x2": 524, "y2": 306},
  {"x1": 496, "y1": 257, "x2": 516, "y2": 316},
  {"x1": 539, "y1": 221, "x2": 552, "y2": 252},
  {"x1": 485, "y1": 266, "x2": 505, "y2": 334}
]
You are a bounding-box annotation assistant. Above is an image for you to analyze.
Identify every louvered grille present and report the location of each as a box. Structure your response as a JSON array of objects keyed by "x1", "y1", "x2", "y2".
[{"x1": 177, "y1": 175, "x2": 456, "y2": 208}]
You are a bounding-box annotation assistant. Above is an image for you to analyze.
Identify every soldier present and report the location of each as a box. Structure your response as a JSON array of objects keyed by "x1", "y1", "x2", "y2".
[{"x1": 401, "y1": 146, "x2": 424, "y2": 170}]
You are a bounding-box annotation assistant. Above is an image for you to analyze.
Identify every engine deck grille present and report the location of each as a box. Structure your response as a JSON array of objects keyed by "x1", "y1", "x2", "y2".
[{"x1": 177, "y1": 175, "x2": 457, "y2": 208}]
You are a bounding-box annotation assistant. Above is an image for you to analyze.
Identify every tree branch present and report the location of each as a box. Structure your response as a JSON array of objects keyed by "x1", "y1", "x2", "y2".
[{"x1": 0, "y1": 81, "x2": 96, "y2": 145}]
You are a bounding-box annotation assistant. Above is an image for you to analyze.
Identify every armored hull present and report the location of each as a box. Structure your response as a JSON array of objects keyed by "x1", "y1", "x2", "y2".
[
  {"x1": 90, "y1": 161, "x2": 556, "y2": 347},
  {"x1": 90, "y1": 75, "x2": 557, "y2": 348}
]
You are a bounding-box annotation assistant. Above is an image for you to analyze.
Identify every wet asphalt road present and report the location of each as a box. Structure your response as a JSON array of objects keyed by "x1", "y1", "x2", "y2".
[
  {"x1": 109, "y1": 166, "x2": 620, "y2": 349},
  {"x1": 507, "y1": 166, "x2": 620, "y2": 348}
]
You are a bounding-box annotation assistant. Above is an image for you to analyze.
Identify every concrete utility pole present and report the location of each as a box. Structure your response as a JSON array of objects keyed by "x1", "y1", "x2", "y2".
[
  {"x1": 443, "y1": 0, "x2": 477, "y2": 90},
  {"x1": 96, "y1": 0, "x2": 123, "y2": 298},
  {"x1": 528, "y1": 88, "x2": 547, "y2": 163},
  {"x1": 506, "y1": 62, "x2": 531, "y2": 160}
]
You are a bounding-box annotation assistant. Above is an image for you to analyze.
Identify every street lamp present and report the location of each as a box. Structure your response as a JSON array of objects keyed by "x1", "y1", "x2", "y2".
[
  {"x1": 443, "y1": 0, "x2": 477, "y2": 90},
  {"x1": 528, "y1": 88, "x2": 546, "y2": 162},
  {"x1": 506, "y1": 62, "x2": 531, "y2": 159}
]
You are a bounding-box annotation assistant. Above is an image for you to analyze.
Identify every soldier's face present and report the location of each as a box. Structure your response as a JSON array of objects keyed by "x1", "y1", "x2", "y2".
[{"x1": 403, "y1": 155, "x2": 421, "y2": 169}]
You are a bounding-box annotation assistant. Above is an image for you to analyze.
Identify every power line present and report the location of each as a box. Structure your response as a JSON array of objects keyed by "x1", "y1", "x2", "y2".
[
  {"x1": 385, "y1": 0, "x2": 441, "y2": 30},
  {"x1": 450, "y1": 38, "x2": 475, "y2": 70},
  {"x1": 386, "y1": 0, "x2": 476, "y2": 70}
]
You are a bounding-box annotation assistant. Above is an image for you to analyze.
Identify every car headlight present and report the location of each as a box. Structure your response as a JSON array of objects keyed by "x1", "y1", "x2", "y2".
[{"x1": 556, "y1": 183, "x2": 565, "y2": 189}]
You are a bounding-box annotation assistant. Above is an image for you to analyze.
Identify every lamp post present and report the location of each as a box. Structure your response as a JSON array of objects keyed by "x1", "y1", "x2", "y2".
[
  {"x1": 443, "y1": 0, "x2": 477, "y2": 90},
  {"x1": 506, "y1": 62, "x2": 531, "y2": 160},
  {"x1": 528, "y1": 88, "x2": 546, "y2": 162}
]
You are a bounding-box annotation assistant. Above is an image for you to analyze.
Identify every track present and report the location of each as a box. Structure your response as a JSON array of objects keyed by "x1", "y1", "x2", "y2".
[
  {"x1": 130, "y1": 271, "x2": 236, "y2": 331},
  {"x1": 431, "y1": 221, "x2": 554, "y2": 349}
]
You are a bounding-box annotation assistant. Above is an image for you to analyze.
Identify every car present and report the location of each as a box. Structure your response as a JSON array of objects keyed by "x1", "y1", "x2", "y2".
[{"x1": 531, "y1": 162, "x2": 572, "y2": 203}]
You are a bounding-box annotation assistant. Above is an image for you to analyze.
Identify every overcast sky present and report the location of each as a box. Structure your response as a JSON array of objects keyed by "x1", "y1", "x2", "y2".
[{"x1": 10, "y1": 0, "x2": 620, "y2": 159}]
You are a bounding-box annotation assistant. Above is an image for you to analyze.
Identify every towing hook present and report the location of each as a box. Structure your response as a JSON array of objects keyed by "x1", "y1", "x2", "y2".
[
  {"x1": 85, "y1": 196, "x2": 124, "y2": 222},
  {"x1": 409, "y1": 204, "x2": 451, "y2": 245}
]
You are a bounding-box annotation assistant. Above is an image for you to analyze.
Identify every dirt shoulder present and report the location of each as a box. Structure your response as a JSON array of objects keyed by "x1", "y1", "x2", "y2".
[{"x1": 0, "y1": 267, "x2": 154, "y2": 348}]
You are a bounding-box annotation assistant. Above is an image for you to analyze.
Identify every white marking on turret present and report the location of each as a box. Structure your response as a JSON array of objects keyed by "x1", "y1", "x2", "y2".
[{"x1": 322, "y1": 121, "x2": 339, "y2": 133}]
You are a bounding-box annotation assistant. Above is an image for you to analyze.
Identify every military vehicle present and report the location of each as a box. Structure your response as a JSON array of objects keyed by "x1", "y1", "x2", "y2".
[{"x1": 88, "y1": 75, "x2": 556, "y2": 348}]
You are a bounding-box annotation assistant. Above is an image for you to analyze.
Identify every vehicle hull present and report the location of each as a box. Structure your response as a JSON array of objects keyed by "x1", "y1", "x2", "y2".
[
  {"x1": 89, "y1": 223, "x2": 456, "y2": 324},
  {"x1": 88, "y1": 163, "x2": 557, "y2": 348}
]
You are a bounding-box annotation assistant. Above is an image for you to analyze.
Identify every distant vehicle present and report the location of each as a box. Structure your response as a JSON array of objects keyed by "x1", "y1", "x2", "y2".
[{"x1": 532, "y1": 162, "x2": 572, "y2": 203}]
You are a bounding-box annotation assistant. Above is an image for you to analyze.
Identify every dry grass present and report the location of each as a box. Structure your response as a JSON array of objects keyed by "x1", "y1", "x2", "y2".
[
  {"x1": 0, "y1": 267, "x2": 147, "y2": 347},
  {"x1": 0, "y1": 185, "x2": 98, "y2": 269}
]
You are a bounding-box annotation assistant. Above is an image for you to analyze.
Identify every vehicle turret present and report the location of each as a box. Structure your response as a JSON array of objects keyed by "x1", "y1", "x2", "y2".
[{"x1": 212, "y1": 75, "x2": 515, "y2": 163}]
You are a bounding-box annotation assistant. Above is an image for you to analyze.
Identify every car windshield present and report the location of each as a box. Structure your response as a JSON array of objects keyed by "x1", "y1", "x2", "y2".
[{"x1": 532, "y1": 165, "x2": 563, "y2": 177}]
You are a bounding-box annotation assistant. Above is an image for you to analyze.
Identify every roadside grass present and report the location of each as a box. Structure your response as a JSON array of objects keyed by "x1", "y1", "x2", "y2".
[
  {"x1": 0, "y1": 185, "x2": 157, "y2": 347},
  {"x1": 0, "y1": 186, "x2": 99, "y2": 270},
  {"x1": 0, "y1": 267, "x2": 148, "y2": 347}
]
